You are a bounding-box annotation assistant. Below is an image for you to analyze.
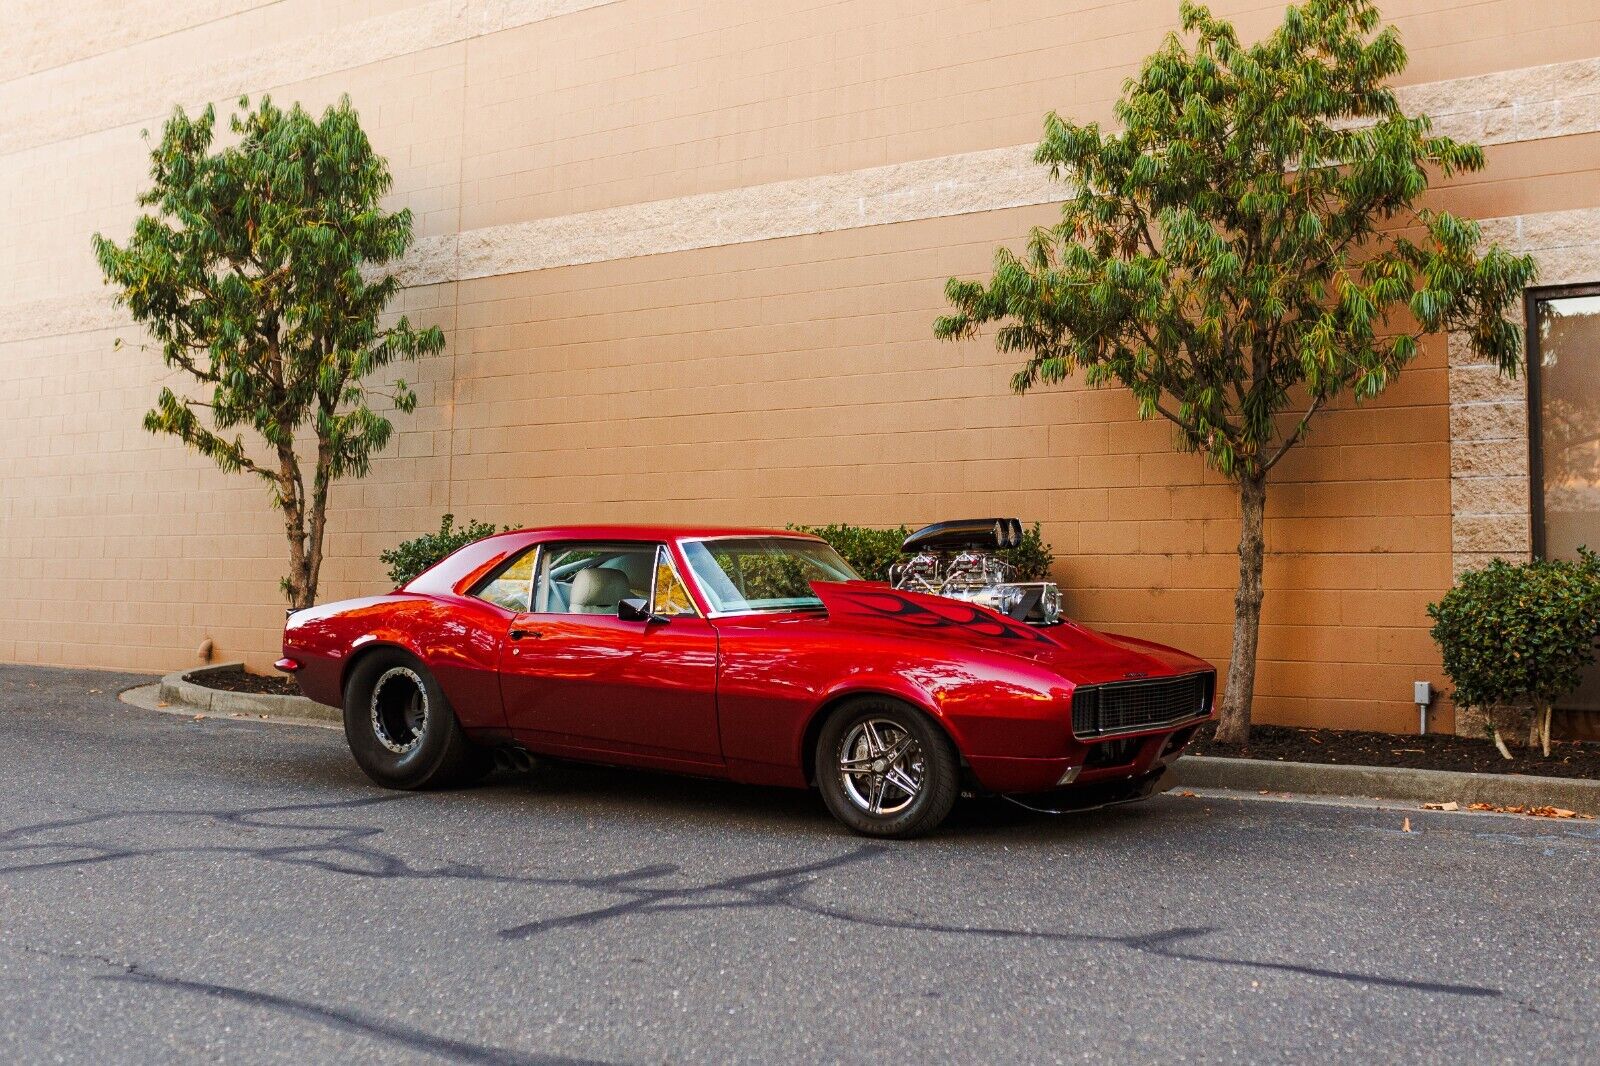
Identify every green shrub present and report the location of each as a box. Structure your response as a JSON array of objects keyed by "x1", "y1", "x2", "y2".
[
  {"x1": 1427, "y1": 549, "x2": 1600, "y2": 756},
  {"x1": 1001, "y1": 523, "x2": 1056, "y2": 582},
  {"x1": 788, "y1": 524, "x2": 909, "y2": 581},
  {"x1": 789, "y1": 522, "x2": 1055, "y2": 582},
  {"x1": 381, "y1": 514, "x2": 509, "y2": 588}
]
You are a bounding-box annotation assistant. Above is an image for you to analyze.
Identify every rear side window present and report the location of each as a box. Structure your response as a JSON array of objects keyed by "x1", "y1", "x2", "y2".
[{"x1": 473, "y1": 548, "x2": 538, "y2": 612}]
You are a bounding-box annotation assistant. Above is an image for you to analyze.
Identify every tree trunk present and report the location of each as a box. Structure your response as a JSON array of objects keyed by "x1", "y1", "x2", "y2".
[
  {"x1": 282, "y1": 507, "x2": 315, "y2": 611},
  {"x1": 1215, "y1": 473, "x2": 1267, "y2": 746},
  {"x1": 276, "y1": 441, "x2": 315, "y2": 612},
  {"x1": 298, "y1": 440, "x2": 333, "y2": 613}
]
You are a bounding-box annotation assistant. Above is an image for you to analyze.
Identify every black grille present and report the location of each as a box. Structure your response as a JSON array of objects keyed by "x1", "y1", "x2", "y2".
[{"x1": 1071, "y1": 673, "x2": 1211, "y2": 738}]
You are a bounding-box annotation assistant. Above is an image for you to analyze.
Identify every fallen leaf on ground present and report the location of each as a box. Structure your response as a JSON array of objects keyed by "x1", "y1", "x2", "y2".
[
  {"x1": 192, "y1": 714, "x2": 205, "y2": 721},
  {"x1": 1258, "y1": 789, "x2": 1270, "y2": 795},
  {"x1": 1464, "y1": 802, "x2": 1594, "y2": 819},
  {"x1": 1402, "y1": 817, "x2": 1412, "y2": 832},
  {"x1": 156, "y1": 701, "x2": 168, "y2": 708},
  {"x1": 1176, "y1": 790, "x2": 1196, "y2": 797},
  {"x1": 1421, "y1": 801, "x2": 1460, "y2": 811}
]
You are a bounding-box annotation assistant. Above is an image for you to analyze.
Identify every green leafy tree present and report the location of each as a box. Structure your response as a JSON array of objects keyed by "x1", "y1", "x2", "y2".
[
  {"x1": 934, "y1": 0, "x2": 1536, "y2": 744},
  {"x1": 1428, "y1": 552, "x2": 1600, "y2": 758},
  {"x1": 94, "y1": 96, "x2": 442, "y2": 610}
]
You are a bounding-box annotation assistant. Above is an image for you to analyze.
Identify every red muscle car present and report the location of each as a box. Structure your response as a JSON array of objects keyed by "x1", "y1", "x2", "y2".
[{"x1": 280, "y1": 523, "x2": 1214, "y2": 838}]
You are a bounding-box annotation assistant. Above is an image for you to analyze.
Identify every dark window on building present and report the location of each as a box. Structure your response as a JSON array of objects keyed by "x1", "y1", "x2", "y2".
[{"x1": 1528, "y1": 284, "x2": 1600, "y2": 715}]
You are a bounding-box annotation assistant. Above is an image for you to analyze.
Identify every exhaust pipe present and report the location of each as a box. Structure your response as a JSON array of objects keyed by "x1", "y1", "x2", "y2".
[{"x1": 492, "y1": 746, "x2": 539, "y2": 773}]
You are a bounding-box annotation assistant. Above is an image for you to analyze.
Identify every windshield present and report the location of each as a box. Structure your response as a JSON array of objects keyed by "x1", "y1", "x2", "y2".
[{"x1": 680, "y1": 537, "x2": 860, "y2": 614}]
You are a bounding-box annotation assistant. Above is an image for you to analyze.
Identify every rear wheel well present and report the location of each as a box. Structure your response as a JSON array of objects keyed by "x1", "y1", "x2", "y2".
[
  {"x1": 340, "y1": 643, "x2": 417, "y2": 702},
  {"x1": 800, "y1": 691, "x2": 963, "y2": 785}
]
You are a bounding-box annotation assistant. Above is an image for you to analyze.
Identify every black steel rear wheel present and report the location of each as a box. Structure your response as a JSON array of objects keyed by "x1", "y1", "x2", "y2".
[{"x1": 342, "y1": 649, "x2": 490, "y2": 790}]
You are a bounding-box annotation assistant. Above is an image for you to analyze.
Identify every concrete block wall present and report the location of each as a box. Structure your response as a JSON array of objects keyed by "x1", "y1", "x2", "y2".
[{"x1": 4, "y1": 0, "x2": 1600, "y2": 733}]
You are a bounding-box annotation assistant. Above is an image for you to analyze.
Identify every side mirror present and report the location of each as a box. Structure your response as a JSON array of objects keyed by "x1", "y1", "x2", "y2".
[{"x1": 618, "y1": 597, "x2": 667, "y2": 624}]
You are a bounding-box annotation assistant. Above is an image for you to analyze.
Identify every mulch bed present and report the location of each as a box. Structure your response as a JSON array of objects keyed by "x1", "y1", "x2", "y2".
[
  {"x1": 1190, "y1": 722, "x2": 1600, "y2": 780},
  {"x1": 186, "y1": 666, "x2": 300, "y2": 697}
]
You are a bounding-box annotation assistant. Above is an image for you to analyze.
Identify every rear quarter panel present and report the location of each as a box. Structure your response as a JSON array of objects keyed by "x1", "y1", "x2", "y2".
[{"x1": 283, "y1": 594, "x2": 510, "y2": 730}]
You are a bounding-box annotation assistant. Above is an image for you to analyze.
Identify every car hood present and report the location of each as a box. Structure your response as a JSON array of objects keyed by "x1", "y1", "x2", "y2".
[{"x1": 808, "y1": 581, "x2": 1210, "y2": 687}]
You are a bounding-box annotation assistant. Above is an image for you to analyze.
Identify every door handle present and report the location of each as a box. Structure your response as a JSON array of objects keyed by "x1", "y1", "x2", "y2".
[{"x1": 509, "y1": 628, "x2": 541, "y2": 641}]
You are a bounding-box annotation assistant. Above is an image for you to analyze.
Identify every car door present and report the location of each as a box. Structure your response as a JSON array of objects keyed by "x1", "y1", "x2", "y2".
[{"x1": 498, "y1": 541, "x2": 721, "y2": 765}]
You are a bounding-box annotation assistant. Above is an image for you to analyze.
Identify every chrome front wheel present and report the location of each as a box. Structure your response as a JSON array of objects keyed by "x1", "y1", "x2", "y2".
[
  {"x1": 837, "y1": 718, "x2": 926, "y2": 815},
  {"x1": 816, "y1": 698, "x2": 959, "y2": 839}
]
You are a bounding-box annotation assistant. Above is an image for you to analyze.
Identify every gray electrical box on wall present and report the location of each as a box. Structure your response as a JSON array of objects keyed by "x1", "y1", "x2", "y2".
[{"x1": 1414, "y1": 680, "x2": 1433, "y2": 734}]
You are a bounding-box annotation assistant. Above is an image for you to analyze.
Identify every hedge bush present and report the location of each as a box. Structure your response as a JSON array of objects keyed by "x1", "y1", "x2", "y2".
[
  {"x1": 789, "y1": 522, "x2": 1054, "y2": 583},
  {"x1": 380, "y1": 514, "x2": 509, "y2": 587},
  {"x1": 1427, "y1": 549, "x2": 1600, "y2": 755}
]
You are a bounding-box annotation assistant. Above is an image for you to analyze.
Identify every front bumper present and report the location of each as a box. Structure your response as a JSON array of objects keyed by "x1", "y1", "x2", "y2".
[
  {"x1": 965, "y1": 720, "x2": 1204, "y2": 794},
  {"x1": 1000, "y1": 766, "x2": 1177, "y2": 813}
]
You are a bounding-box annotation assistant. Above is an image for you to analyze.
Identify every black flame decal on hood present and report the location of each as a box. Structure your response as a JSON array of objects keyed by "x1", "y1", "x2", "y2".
[{"x1": 809, "y1": 582, "x2": 1057, "y2": 645}]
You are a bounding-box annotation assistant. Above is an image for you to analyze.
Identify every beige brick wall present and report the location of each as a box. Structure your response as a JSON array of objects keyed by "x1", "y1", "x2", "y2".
[{"x1": 3, "y1": 0, "x2": 1600, "y2": 733}]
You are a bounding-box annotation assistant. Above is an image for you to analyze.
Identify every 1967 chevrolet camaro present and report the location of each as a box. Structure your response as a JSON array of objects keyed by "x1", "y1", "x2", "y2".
[{"x1": 279, "y1": 521, "x2": 1215, "y2": 837}]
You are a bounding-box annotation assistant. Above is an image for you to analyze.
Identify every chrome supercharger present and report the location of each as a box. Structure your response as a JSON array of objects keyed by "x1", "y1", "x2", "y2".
[{"x1": 888, "y1": 518, "x2": 1063, "y2": 625}]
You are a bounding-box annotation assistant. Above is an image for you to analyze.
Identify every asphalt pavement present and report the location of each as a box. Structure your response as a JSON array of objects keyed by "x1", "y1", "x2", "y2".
[{"x1": 0, "y1": 663, "x2": 1596, "y2": 1063}]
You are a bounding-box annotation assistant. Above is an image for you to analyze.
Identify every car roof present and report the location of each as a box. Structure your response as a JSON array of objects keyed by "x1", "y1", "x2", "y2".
[
  {"x1": 492, "y1": 524, "x2": 824, "y2": 543},
  {"x1": 402, "y1": 524, "x2": 831, "y2": 599}
]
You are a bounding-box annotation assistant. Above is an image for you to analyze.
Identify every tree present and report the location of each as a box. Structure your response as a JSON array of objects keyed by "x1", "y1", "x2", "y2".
[
  {"x1": 934, "y1": 0, "x2": 1536, "y2": 744},
  {"x1": 94, "y1": 96, "x2": 442, "y2": 610}
]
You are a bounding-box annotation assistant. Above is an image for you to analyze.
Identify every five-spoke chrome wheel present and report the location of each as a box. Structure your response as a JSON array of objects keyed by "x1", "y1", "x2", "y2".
[
  {"x1": 370, "y1": 666, "x2": 429, "y2": 754},
  {"x1": 837, "y1": 717, "x2": 926, "y2": 815}
]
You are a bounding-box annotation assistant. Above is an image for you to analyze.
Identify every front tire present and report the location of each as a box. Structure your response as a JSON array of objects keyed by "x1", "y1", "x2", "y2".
[
  {"x1": 342, "y1": 650, "x2": 489, "y2": 790},
  {"x1": 816, "y1": 697, "x2": 959, "y2": 839}
]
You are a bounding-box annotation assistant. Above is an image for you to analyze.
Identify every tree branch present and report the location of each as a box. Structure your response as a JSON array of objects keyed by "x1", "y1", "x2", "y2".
[{"x1": 1262, "y1": 392, "x2": 1330, "y2": 473}]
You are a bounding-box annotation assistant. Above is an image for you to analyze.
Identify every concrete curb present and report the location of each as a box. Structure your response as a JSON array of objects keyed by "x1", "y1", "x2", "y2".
[
  {"x1": 1174, "y1": 755, "x2": 1600, "y2": 815},
  {"x1": 158, "y1": 661, "x2": 339, "y2": 722}
]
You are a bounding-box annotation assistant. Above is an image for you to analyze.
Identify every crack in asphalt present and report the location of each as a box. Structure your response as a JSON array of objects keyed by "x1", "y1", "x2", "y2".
[
  {"x1": 103, "y1": 970, "x2": 606, "y2": 1066},
  {"x1": 7, "y1": 943, "x2": 602, "y2": 1065},
  {"x1": 0, "y1": 798, "x2": 1501, "y2": 1000},
  {"x1": 499, "y1": 850, "x2": 1499, "y2": 998}
]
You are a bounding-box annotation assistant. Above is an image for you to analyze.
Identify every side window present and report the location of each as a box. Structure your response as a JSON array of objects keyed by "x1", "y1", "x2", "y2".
[
  {"x1": 533, "y1": 542, "x2": 657, "y2": 615},
  {"x1": 473, "y1": 548, "x2": 538, "y2": 613},
  {"x1": 652, "y1": 547, "x2": 698, "y2": 616}
]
